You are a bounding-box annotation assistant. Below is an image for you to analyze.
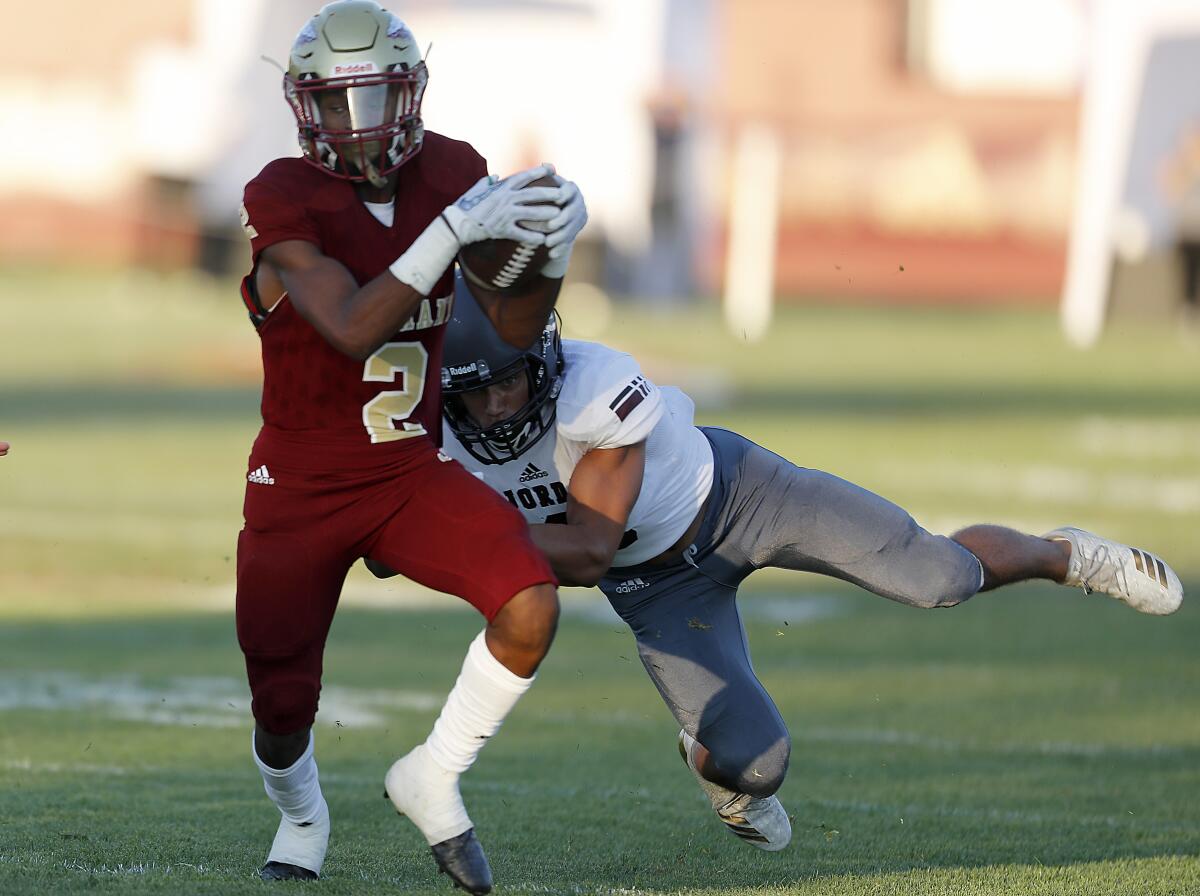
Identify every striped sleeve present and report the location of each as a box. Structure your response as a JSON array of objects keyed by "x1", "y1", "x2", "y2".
[{"x1": 557, "y1": 351, "x2": 664, "y2": 451}]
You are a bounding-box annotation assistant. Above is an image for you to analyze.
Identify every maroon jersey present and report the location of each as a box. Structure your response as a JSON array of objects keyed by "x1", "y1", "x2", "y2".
[{"x1": 238, "y1": 132, "x2": 486, "y2": 459}]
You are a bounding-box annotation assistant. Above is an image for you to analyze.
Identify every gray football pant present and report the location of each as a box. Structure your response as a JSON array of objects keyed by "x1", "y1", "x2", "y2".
[{"x1": 598, "y1": 427, "x2": 982, "y2": 798}]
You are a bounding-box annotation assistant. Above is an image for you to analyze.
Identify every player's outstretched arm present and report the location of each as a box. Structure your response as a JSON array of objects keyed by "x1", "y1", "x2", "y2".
[{"x1": 530, "y1": 442, "x2": 646, "y2": 586}]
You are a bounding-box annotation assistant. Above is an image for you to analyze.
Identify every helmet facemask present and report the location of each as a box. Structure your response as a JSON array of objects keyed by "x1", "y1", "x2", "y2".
[
  {"x1": 286, "y1": 65, "x2": 427, "y2": 187},
  {"x1": 285, "y1": 3, "x2": 428, "y2": 187},
  {"x1": 443, "y1": 317, "x2": 564, "y2": 465}
]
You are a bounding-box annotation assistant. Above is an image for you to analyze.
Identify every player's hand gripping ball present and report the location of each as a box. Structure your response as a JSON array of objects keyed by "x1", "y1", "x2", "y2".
[{"x1": 457, "y1": 174, "x2": 559, "y2": 294}]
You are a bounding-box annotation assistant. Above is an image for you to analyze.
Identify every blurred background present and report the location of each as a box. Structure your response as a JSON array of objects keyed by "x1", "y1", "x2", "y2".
[
  {"x1": 7, "y1": 0, "x2": 1200, "y2": 329},
  {"x1": 2, "y1": 3, "x2": 1199, "y2": 891}
]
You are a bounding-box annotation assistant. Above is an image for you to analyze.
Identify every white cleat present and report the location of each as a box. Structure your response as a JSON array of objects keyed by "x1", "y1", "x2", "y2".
[
  {"x1": 1044, "y1": 527, "x2": 1183, "y2": 616},
  {"x1": 678, "y1": 730, "x2": 791, "y2": 852}
]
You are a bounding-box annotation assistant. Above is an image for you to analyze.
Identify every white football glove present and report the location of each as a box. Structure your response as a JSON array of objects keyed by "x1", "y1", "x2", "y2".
[
  {"x1": 540, "y1": 177, "x2": 587, "y2": 278},
  {"x1": 443, "y1": 164, "x2": 561, "y2": 246},
  {"x1": 389, "y1": 164, "x2": 560, "y2": 295}
]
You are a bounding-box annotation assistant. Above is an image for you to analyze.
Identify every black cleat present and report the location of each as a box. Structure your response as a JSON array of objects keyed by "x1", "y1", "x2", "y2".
[
  {"x1": 259, "y1": 860, "x2": 319, "y2": 881},
  {"x1": 429, "y1": 829, "x2": 492, "y2": 894}
]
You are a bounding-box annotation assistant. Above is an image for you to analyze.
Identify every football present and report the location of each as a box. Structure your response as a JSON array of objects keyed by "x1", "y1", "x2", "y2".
[{"x1": 457, "y1": 174, "x2": 559, "y2": 294}]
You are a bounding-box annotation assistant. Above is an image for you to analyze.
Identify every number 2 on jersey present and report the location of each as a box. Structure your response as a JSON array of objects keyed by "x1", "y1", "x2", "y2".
[{"x1": 361, "y1": 342, "x2": 428, "y2": 443}]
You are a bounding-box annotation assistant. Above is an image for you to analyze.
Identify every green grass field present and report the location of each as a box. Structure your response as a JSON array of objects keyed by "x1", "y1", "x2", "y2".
[{"x1": 1, "y1": 267, "x2": 1198, "y2": 894}]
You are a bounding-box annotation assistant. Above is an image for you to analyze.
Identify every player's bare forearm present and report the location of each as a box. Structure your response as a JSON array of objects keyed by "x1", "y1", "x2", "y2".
[
  {"x1": 339, "y1": 270, "x2": 432, "y2": 358},
  {"x1": 531, "y1": 443, "x2": 646, "y2": 586},
  {"x1": 303, "y1": 269, "x2": 428, "y2": 359},
  {"x1": 470, "y1": 275, "x2": 563, "y2": 350},
  {"x1": 529, "y1": 521, "x2": 618, "y2": 587},
  {"x1": 263, "y1": 240, "x2": 431, "y2": 360}
]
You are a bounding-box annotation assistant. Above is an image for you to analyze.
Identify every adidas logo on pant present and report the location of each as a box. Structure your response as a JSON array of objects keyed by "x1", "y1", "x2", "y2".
[
  {"x1": 614, "y1": 577, "x2": 651, "y2": 594},
  {"x1": 247, "y1": 465, "x2": 275, "y2": 485},
  {"x1": 519, "y1": 463, "x2": 549, "y2": 482}
]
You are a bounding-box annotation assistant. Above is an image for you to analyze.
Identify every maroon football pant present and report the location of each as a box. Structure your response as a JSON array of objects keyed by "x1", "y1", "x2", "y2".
[{"x1": 236, "y1": 428, "x2": 555, "y2": 734}]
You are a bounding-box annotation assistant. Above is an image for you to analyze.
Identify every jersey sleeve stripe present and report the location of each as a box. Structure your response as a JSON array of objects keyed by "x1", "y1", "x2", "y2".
[
  {"x1": 614, "y1": 390, "x2": 645, "y2": 421},
  {"x1": 608, "y1": 376, "x2": 650, "y2": 412},
  {"x1": 608, "y1": 383, "x2": 635, "y2": 411}
]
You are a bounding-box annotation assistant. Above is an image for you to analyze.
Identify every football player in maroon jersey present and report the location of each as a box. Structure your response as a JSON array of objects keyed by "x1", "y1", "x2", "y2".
[
  {"x1": 235, "y1": 2, "x2": 586, "y2": 892},
  {"x1": 0, "y1": 442, "x2": 8, "y2": 457}
]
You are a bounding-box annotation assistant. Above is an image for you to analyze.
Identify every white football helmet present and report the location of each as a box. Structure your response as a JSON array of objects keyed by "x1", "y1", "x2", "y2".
[{"x1": 285, "y1": 0, "x2": 427, "y2": 186}]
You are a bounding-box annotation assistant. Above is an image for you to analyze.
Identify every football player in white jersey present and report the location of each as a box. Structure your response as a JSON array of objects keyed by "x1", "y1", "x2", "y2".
[{"x1": 372, "y1": 273, "x2": 1184, "y2": 852}]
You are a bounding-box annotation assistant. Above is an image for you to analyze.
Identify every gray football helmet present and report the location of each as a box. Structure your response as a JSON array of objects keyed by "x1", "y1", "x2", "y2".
[
  {"x1": 285, "y1": 1, "x2": 427, "y2": 186},
  {"x1": 442, "y1": 274, "x2": 563, "y2": 465}
]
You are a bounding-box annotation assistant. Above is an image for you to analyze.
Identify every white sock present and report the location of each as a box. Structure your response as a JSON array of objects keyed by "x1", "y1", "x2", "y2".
[
  {"x1": 253, "y1": 731, "x2": 330, "y2": 874},
  {"x1": 386, "y1": 631, "x2": 535, "y2": 844},
  {"x1": 426, "y1": 629, "x2": 535, "y2": 774}
]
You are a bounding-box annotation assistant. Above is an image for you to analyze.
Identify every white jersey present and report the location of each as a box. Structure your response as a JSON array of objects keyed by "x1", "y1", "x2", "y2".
[{"x1": 441, "y1": 340, "x2": 715, "y2": 566}]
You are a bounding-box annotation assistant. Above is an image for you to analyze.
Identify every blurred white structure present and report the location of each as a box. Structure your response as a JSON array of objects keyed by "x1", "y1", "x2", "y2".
[
  {"x1": 1062, "y1": 0, "x2": 1200, "y2": 347},
  {"x1": 722, "y1": 125, "x2": 782, "y2": 342},
  {"x1": 410, "y1": 1, "x2": 666, "y2": 255},
  {"x1": 0, "y1": 0, "x2": 1103, "y2": 312},
  {"x1": 915, "y1": 0, "x2": 1085, "y2": 94}
]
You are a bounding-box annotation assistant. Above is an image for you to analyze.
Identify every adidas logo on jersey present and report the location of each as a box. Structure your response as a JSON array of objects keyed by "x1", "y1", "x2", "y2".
[
  {"x1": 247, "y1": 465, "x2": 275, "y2": 485},
  {"x1": 519, "y1": 462, "x2": 549, "y2": 482},
  {"x1": 614, "y1": 577, "x2": 651, "y2": 594}
]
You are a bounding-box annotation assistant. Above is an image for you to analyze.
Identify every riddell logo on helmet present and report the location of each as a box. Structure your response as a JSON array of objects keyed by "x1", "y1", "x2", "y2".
[{"x1": 333, "y1": 61, "x2": 377, "y2": 75}]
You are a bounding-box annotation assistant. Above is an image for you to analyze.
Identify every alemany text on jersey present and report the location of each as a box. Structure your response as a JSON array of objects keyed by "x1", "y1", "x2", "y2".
[{"x1": 398, "y1": 294, "x2": 452, "y2": 333}]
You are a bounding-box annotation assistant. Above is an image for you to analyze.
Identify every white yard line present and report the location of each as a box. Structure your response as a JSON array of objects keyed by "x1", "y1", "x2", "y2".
[
  {"x1": 0, "y1": 672, "x2": 440, "y2": 729},
  {"x1": 877, "y1": 459, "x2": 1200, "y2": 515},
  {"x1": 1076, "y1": 417, "x2": 1200, "y2": 460}
]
